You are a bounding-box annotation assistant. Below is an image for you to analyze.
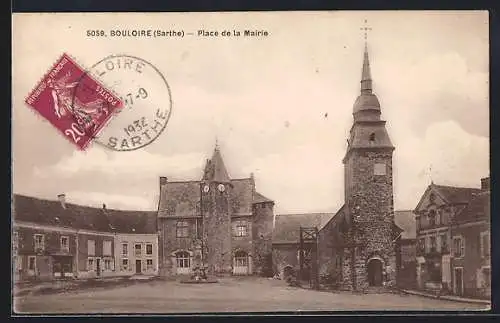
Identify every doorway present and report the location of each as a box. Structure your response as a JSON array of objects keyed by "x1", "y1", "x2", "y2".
[
  {"x1": 233, "y1": 251, "x2": 249, "y2": 275},
  {"x1": 454, "y1": 267, "x2": 464, "y2": 296},
  {"x1": 367, "y1": 258, "x2": 383, "y2": 286},
  {"x1": 96, "y1": 258, "x2": 101, "y2": 277},
  {"x1": 135, "y1": 260, "x2": 142, "y2": 274}
]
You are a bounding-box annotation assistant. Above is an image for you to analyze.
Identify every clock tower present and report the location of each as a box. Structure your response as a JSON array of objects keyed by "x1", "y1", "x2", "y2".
[
  {"x1": 200, "y1": 143, "x2": 233, "y2": 274},
  {"x1": 341, "y1": 43, "x2": 396, "y2": 290}
]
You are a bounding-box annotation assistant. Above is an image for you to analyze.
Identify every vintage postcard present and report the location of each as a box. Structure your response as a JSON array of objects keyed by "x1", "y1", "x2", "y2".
[{"x1": 11, "y1": 11, "x2": 490, "y2": 314}]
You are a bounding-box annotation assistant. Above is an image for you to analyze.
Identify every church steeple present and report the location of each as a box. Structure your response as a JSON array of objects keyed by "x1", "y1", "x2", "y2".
[
  {"x1": 353, "y1": 43, "x2": 381, "y2": 121},
  {"x1": 203, "y1": 141, "x2": 231, "y2": 183},
  {"x1": 343, "y1": 37, "x2": 394, "y2": 163},
  {"x1": 361, "y1": 43, "x2": 372, "y2": 94}
]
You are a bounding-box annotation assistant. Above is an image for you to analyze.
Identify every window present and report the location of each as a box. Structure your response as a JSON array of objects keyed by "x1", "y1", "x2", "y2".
[
  {"x1": 122, "y1": 243, "x2": 128, "y2": 257},
  {"x1": 369, "y1": 133, "x2": 376, "y2": 142},
  {"x1": 453, "y1": 237, "x2": 465, "y2": 258},
  {"x1": 418, "y1": 237, "x2": 426, "y2": 253},
  {"x1": 440, "y1": 233, "x2": 448, "y2": 253},
  {"x1": 103, "y1": 240, "x2": 112, "y2": 256},
  {"x1": 482, "y1": 267, "x2": 491, "y2": 288},
  {"x1": 60, "y1": 236, "x2": 69, "y2": 252},
  {"x1": 87, "y1": 240, "x2": 95, "y2": 256},
  {"x1": 104, "y1": 258, "x2": 112, "y2": 270},
  {"x1": 430, "y1": 236, "x2": 437, "y2": 252},
  {"x1": 235, "y1": 221, "x2": 248, "y2": 237},
  {"x1": 87, "y1": 257, "x2": 94, "y2": 271},
  {"x1": 13, "y1": 232, "x2": 18, "y2": 251},
  {"x1": 481, "y1": 231, "x2": 490, "y2": 258},
  {"x1": 146, "y1": 244, "x2": 153, "y2": 255},
  {"x1": 374, "y1": 163, "x2": 386, "y2": 176},
  {"x1": 135, "y1": 244, "x2": 142, "y2": 256},
  {"x1": 235, "y1": 251, "x2": 248, "y2": 267},
  {"x1": 146, "y1": 259, "x2": 153, "y2": 270},
  {"x1": 176, "y1": 251, "x2": 190, "y2": 268},
  {"x1": 34, "y1": 234, "x2": 44, "y2": 251},
  {"x1": 122, "y1": 259, "x2": 129, "y2": 271},
  {"x1": 28, "y1": 256, "x2": 36, "y2": 270},
  {"x1": 176, "y1": 221, "x2": 189, "y2": 238},
  {"x1": 428, "y1": 210, "x2": 436, "y2": 226}
]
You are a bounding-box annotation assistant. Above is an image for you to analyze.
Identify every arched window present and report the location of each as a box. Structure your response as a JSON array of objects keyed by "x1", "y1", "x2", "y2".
[
  {"x1": 234, "y1": 251, "x2": 248, "y2": 267},
  {"x1": 176, "y1": 251, "x2": 190, "y2": 268},
  {"x1": 176, "y1": 221, "x2": 189, "y2": 238}
]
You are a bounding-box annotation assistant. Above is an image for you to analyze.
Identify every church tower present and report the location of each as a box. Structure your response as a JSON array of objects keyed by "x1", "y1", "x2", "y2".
[
  {"x1": 200, "y1": 142, "x2": 233, "y2": 274},
  {"x1": 341, "y1": 43, "x2": 396, "y2": 290}
]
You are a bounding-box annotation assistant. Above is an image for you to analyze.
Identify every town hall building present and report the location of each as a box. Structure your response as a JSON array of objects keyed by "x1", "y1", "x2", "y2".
[{"x1": 157, "y1": 146, "x2": 275, "y2": 277}]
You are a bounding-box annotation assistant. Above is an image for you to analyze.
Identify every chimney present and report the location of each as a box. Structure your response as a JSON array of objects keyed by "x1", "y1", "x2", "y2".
[
  {"x1": 160, "y1": 176, "x2": 168, "y2": 186},
  {"x1": 57, "y1": 194, "x2": 66, "y2": 209},
  {"x1": 481, "y1": 177, "x2": 490, "y2": 191}
]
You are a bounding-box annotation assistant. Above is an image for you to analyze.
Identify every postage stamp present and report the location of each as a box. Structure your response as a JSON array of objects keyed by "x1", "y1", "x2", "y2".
[
  {"x1": 25, "y1": 53, "x2": 124, "y2": 150},
  {"x1": 82, "y1": 54, "x2": 173, "y2": 151}
]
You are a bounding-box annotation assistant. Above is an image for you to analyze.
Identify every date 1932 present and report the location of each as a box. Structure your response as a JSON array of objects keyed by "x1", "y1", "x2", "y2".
[{"x1": 124, "y1": 117, "x2": 148, "y2": 137}]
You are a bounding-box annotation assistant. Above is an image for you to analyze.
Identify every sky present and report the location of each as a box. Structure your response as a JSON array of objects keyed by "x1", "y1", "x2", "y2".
[{"x1": 12, "y1": 11, "x2": 489, "y2": 214}]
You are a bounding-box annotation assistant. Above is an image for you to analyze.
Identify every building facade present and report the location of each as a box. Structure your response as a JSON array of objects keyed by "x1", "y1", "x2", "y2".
[
  {"x1": 272, "y1": 213, "x2": 332, "y2": 280},
  {"x1": 157, "y1": 146, "x2": 275, "y2": 277},
  {"x1": 115, "y1": 233, "x2": 159, "y2": 276},
  {"x1": 394, "y1": 210, "x2": 417, "y2": 290},
  {"x1": 414, "y1": 177, "x2": 490, "y2": 298},
  {"x1": 12, "y1": 194, "x2": 157, "y2": 282},
  {"x1": 450, "y1": 177, "x2": 490, "y2": 299}
]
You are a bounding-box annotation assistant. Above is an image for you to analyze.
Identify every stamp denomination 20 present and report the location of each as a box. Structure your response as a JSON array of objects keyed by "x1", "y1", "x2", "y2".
[
  {"x1": 87, "y1": 55, "x2": 172, "y2": 151},
  {"x1": 25, "y1": 53, "x2": 124, "y2": 150}
]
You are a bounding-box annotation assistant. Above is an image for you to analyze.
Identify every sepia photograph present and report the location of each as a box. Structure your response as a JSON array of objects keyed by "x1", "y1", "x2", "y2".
[{"x1": 11, "y1": 11, "x2": 490, "y2": 314}]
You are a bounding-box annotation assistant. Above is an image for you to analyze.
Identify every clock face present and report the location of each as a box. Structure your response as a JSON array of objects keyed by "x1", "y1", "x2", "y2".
[
  {"x1": 218, "y1": 184, "x2": 225, "y2": 192},
  {"x1": 203, "y1": 185, "x2": 210, "y2": 193}
]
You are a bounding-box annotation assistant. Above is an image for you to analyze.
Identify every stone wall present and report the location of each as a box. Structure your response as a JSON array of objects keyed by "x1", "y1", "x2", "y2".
[
  {"x1": 251, "y1": 202, "x2": 274, "y2": 275},
  {"x1": 158, "y1": 217, "x2": 197, "y2": 276},
  {"x1": 318, "y1": 214, "x2": 344, "y2": 286},
  {"x1": 203, "y1": 183, "x2": 232, "y2": 274},
  {"x1": 344, "y1": 149, "x2": 396, "y2": 290}
]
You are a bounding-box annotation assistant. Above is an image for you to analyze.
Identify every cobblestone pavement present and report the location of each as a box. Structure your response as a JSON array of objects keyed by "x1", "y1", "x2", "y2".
[{"x1": 13, "y1": 277, "x2": 489, "y2": 314}]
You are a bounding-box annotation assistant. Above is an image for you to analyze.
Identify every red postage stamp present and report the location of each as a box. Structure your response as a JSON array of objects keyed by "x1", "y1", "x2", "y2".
[{"x1": 25, "y1": 53, "x2": 124, "y2": 150}]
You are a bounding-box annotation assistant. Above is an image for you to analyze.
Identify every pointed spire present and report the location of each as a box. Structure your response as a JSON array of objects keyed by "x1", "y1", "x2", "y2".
[
  {"x1": 361, "y1": 43, "x2": 373, "y2": 94},
  {"x1": 203, "y1": 140, "x2": 230, "y2": 182}
]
